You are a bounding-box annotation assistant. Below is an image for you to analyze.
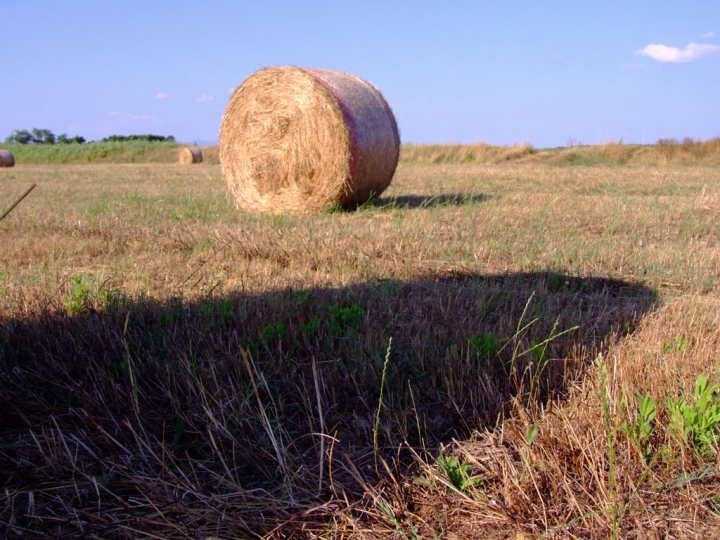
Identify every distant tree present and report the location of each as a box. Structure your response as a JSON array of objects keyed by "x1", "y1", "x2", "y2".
[
  {"x1": 4, "y1": 128, "x2": 74, "y2": 144},
  {"x1": 101, "y1": 134, "x2": 175, "y2": 143},
  {"x1": 31, "y1": 128, "x2": 56, "y2": 144},
  {"x1": 5, "y1": 128, "x2": 86, "y2": 145},
  {"x1": 4, "y1": 129, "x2": 34, "y2": 144},
  {"x1": 57, "y1": 134, "x2": 86, "y2": 144}
]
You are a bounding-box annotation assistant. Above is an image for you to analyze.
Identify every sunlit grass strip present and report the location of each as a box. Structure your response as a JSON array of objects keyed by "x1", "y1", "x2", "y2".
[{"x1": 2, "y1": 141, "x2": 180, "y2": 164}]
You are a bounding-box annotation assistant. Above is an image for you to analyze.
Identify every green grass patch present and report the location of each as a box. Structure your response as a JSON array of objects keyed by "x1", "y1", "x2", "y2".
[{"x1": 1, "y1": 141, "x2": 181, "y2": 164}]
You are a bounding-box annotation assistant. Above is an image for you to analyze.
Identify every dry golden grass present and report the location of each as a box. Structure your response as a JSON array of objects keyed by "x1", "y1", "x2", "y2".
[
  {"x1": 2, "y1": 162, "x2": 718, "y2": 300},
  {"x1": 401, "y1": 137, "x2": 720, "y2": 166},
  {"x1": 1, "y1": 159, "x2": 720, "y2": 538}
]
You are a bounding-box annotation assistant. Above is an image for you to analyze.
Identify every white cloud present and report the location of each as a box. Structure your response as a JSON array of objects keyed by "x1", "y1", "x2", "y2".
[
  {"x1": 156, "y1": 92, "x2": 169, "y2": 99},
  {"x1": 701, "y1": 31, "x2": 716, "y2": 39},
  {"x1": 638, "y1": 42, "x2": 720, "y2": 63},
  {"x1": 196, "y1": 94, "x2": 214, "y2": 103}
]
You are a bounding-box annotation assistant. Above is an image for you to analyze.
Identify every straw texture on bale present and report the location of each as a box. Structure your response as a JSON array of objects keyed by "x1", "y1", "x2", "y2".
[
  {"x1": 219, "y1": 67, "x2": 400, "y2": 213},
  {"x1": 0, "y1": 149, "x2": 14, "y2": 168},
  {"x1": 179, "y1": 147, "x2": 203, "y2": 164}
]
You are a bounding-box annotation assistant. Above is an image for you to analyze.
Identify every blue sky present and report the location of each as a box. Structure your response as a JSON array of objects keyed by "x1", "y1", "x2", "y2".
[{"x1": 2, "y1": 1, "x2": 719, "y2": 147}]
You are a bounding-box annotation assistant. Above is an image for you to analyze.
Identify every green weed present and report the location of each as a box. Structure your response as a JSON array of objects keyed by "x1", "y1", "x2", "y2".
[
  {"x1": 86, "y1": 202, "x2": 111, "y2": 215},
  {"x1": 662, "y1": 336, "x2": 690, "y2": 354},
  {"x1": 622, "y1": 394, "x2": 657, "y2": 463},
  {"x1": 294, "y1": 289, "x2": 310, "y2": 305},
  {"x1": 261, "y1": 322, "x2": 286, "y2": 345},
  {"x1": 219, "y1": 299, "x2": 234, "y2": 323},
  {"x1": 436, "y1": 448, "x2": 481, "y2": 494},
  {"x1": 526, "y1": 424, "x2": 539, "y2": 446},
  {"x1": 667, "y1": 374, "x2": 720, "y2": 455},
  {"x1": 300, "y1": 315, "x2": 320, "y2": 339},
  {"x1": 64, "y1": 275, "x2": 93, "y2": 315},
  {"x1": 328, "y1": 302, "x2": 362, "y2": 337},
  {"x1": 103, "y1": 289, "x2": 130, "y2": 314},
  {"x1": 468, "y1": 331, "x2": 499, "y2": 360}
]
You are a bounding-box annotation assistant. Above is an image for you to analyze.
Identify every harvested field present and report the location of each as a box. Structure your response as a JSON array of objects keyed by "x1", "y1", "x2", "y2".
[{"x1": 1, "y1": 159, "x2": 720, "y2": 538}]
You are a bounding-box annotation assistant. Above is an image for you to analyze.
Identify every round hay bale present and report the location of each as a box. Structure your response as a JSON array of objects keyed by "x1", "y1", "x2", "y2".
[
  {"x1": 179, "y1": 147, "x2": 203, "y2": 164},
  {"x1": 219, "y1": 67, "x2": 400, "y2": 213},
  {"x1": 0, "y1": 149, "x2": 15, "y2": 168}
]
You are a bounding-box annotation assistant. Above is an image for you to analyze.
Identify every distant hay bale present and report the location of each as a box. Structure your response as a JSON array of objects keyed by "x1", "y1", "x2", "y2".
[
  {"x1": 0, "y1": 149, "x2": 15, "y2": 168},
  {"x1": 179, "y1": 147, "x2": 203, "y2": 164},
  {"x1": 219, "y1": 67, "x2": 400, "y2": 213}
]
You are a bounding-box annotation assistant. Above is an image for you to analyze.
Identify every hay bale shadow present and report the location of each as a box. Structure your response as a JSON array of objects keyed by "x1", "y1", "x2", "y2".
[{"x1": 0, "y1": 271, "x2": 658, "y2": 536}]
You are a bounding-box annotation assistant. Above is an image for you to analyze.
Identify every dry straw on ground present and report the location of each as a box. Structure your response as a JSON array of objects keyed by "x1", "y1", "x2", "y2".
[
  {"x1": 3, "y1": 162, "x2": 720, "y2": 537},
  {"x1": 178, "y1": 147, "x2": 203, "y2": 164},
  {"x1": 219, "y1": 66, "x2": 400, "y2": 213},
  {"x1": 0, "y1": 149, "x2": 15, "y2": 168}
]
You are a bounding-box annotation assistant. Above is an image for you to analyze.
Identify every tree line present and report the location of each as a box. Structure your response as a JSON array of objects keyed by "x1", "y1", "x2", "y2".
[
  {"x1": 4, "y1": 129, "x2": 176, "y2": 145},
  {"x1": 101, "y1": 134, "x2": 175, "y2": 143},
  {"x1": 4, "y1": 129, "x2": 85, "y2": 145}
]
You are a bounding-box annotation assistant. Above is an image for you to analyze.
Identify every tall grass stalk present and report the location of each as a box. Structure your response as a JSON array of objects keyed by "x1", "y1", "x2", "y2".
[
  {"x1": 311, "y1": 357, "x2": 327, "y2": 496},
  {"x1": 240, "y1": 348, "x2": 289, "y2": 482},
  {"x1": 374, "y1": 338, "x2": 393, "y2": 464},
  {"x1": 596, "y1": 354, "x2": 620, "y2": 538}
]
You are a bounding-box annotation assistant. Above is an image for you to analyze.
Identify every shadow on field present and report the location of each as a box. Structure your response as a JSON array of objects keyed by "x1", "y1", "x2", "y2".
[
  {"x1": 0, "y1": 271, "x2": 657, "y2": 537},
  {"x1": 373, "y1": 193, "x2": 492, "y2": 208}
]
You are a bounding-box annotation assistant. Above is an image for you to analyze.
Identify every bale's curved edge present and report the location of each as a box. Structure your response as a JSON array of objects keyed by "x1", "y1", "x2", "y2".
[
  {"x1": 219, "y1": 66, "x2": 399, "y2": 214},
  {"x1": 0, "y1": 149, "x2": 15, "y2": 168},
  {"x1": 302, "y1": 68, "x2": 400, "y2": 208},
  {"x1": 179, "y1": 147, "x2": 203, "y2": 164}
]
